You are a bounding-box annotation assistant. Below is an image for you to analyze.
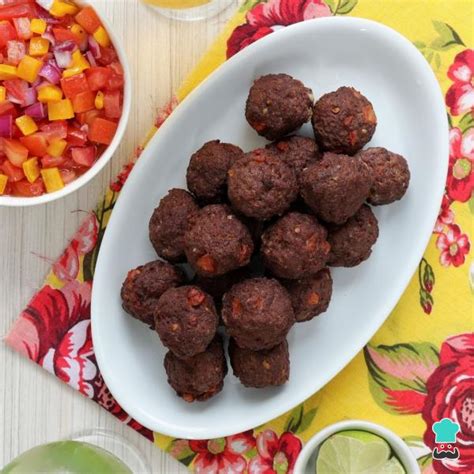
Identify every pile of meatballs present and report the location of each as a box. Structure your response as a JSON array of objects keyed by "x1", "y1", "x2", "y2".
[{"x1": 121, "y1": 73, "x2": 410, "y2": 403}]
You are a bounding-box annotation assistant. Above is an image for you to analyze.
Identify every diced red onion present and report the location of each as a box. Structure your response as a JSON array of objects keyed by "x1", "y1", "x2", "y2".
[
  {"x1": 6, "y1": 93, "x2": 22, "y2": 105},
  {"x1": 0, "y1": 115, "x2": 13, "y2": 138},
  {"x1": 54, "y1": 40, "x2": 76, "y2": 68},
  {"x1": 24, "y1": 102, "x2": 46, "y2": 120},
  {"x1": 39, "y1": 60, "x2": 61, "y2": 85},
  {"x1": 88, "y1": 36, "x2": 101, "y2": 59},
  {"x1": 7, "y1": 40, "x2": 26, "y2": 66},
  {"x1": 42, "y1": 30, "x2": 56, "y2": 47},
  {"x1": 85, "y1": 51, "x2": 97, "y2": 68},
  {"x1": 36, "y1": 0, "x2": 54, "y2": 11},
  {"x1": 23, "y1": 88, "x2": 37, "y2": 107}
]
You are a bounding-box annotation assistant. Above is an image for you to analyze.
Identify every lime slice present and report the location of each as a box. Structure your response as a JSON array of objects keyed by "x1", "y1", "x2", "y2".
[
  {"x1": 378, "y1": 457, "x2": 406, "y2": 474},
  {"x1": 316, "y1": 430, "x2": 393, "y2": 473}
]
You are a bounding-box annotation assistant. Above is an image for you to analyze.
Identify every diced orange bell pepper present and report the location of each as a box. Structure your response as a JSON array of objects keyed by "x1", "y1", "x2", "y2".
[
  {"x1": 29, "y1": 37, "x2": 50, "y2": 57},
  {"x1": 47, "y1": 139, "x2": 67, "y2": 158},
  {"x1": 17, "y1": 55, "x2": 42, "y2": 83},
  {"x1": 0, "y1": 86, "x2": 6, "y2": 102},
  {"x1": 48, "y1": 99, "x2": 75, "y2": 121},
  {"x1": 75, "y1": 6, "x2": 101, "y2": 34},
  {"x1": 30, "y1": 18, "x2": 47, "y2": 35},
  {"x1": 41, "y1": 167, "x2": 64, "y2": 193},
  {"x1": 16, "y1": 115, "x2": 38, "y2": 136},
  {"x1": 50, "y1": 0, "x2": 79, "y2": 18},
  {"x1": 22, "y1": 157, "x2": 40, "y2": 183},
  {"x1": 88, "y1": 117, "x2": 117, "y2": 145},
  {"x1": 93, "y1": 26, "x2": 110, "y2": 48},
  {"x1": 38, "y1": 84, "x2": 63, "y2": 103},
  {"x1": 71, "y1": 23, "x2": 87, "y2": 43},
  {"x1": 72, "y1": 90, "x2": 95, "y2": 113},
  {"x1": 0, "y1": 64, "x2": 18, "y2": 80},
  {"x1": 60, "y1": 73, "x2": 89, "y2": 99},
  {"x1": 0, "y1": 174, "x2": 8, "y2": 194}
]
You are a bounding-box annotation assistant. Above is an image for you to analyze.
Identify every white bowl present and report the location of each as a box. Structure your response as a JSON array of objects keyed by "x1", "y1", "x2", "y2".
[
  {"x1": 92, "y1": 17, "x2": 448, "y2": 439},
  {"x1": 0, "y1": 0, "x2": 131, "y2": 207},
  {"x1": 294, "y1": 420, "x2": 420, "y2": 474}
]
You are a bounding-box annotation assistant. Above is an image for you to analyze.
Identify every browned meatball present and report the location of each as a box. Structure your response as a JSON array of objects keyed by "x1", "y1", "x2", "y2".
[
  {"x1": 261, "y1": 212, "x2": 330, "y2": 279},
  {"x1": 300, "y1": 152, "x2": 372, "y2": 224},
  {"x1": 155, "y1": 286, "x2": 218, "y2": 359},
  {"x1": 184, "y1": 204, "x2": 254, "y2": 277},
  {"x1": 121, "y1": 261, "x2": 184, "y2": 328},
  {"x1": 229, "y1": 338, "x2": 289, "y2": 388},
  {"x1": 246, "y1": 74, "x2": 314, "y2": 140},
  {"x1": 328, "y1": 205, "x2": 379, "y2": 267},
  {"x1": 283, "y1": 268, "x2": 333, "y2": 322},
  {"x1": 357, "y1": 147, "x2": 410, "y2": 205},
  {"x1": 312, "y1": 87, "x2": 377, "y2": 155},
  {"x1": 186, "y1": 140, "x2": 244, "y2": 203},
  {"x1": 222, "y1": 277, "x2": 294, "y2": 351},
  {"x1": 164, "y1": 336, "x2": 227, "y2": 402},
  {"x1": 266, "y1": 135, "x2": 321, "y2": 183},
  {"x1": 227, "y1": 148, "x2": 298, "y2": 220},
  {"x1": 149, "y1": 189, "x2": 199, "y2": 262}
]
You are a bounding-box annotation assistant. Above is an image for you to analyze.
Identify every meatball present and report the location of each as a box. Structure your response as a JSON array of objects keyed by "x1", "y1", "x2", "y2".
[
  {"x1": 184, "y1": 204, "x2": 254, "y2": 277},
  {"x1": 328, "y1": 205, "x2": 379, "y2": 267},
  {"x1": 284, "y1": 268, "x2": 333, "y2": 322},
  {"x1": 186, "y1": 140, "x2": 244, "y2": 202},
  {"x1": 149, "y1": 189, "x2": 199, "y2": 262},
  {"x1": 312, "y1": 87, "x2": 377, "y2": 155},
  {"x1": 229, "y1": 338, "x2": 289, "y2": 388},
  {"x1": 300, "y1": 152, "x2": 372, "y2": 224},
  {"x1": 155, "y1": 286, "x2": 218, "y2": 358},
  {"x1": 357, "y1": 147, "x2": 410, "y2": 205},
  {"x1": 261, "y1": 212, "x2": 330, "y2": 279},
  {"x1": 164, "y1": 336, "x2": 227, "y2": 402},
  {"x1": 227, "y1": 148, "x2": 298, "y2": 220},
  {"x1": 266, "y1": 135, "x2": 321, "y2": 183},
  {"x1": 121, "y1": 261, "x2": 184, "y2": 328},
  {"x1": 245, "y1": 74, "x2": 313, "y2": 140},
  {"x1": 222, "y1": 277, "x2": 294, "y2": 351}
]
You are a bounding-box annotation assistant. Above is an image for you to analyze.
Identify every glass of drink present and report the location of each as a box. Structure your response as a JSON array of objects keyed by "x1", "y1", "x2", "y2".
[{"x1": 141, "y1": 0, "x2": 235, "y2": 21}]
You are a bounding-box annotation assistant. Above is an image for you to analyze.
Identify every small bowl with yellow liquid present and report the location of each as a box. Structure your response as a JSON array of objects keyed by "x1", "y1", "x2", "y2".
[{"x1": 142, "y1": 0, "x2": 234, "y2": 21}]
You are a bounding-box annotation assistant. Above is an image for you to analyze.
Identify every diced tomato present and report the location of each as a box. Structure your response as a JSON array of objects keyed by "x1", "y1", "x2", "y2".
[
  {"x1": 85, "y1": 67, "x2": 111, "y2": 91},
  {"x1": 0, "y1": 101, "x2": 18, "y2": 118},
  {"x1": 77, "y1": 108, "x2": 101, "y2": 126},
  {"x1": 2, "y1": 159, "x2": 24, "y2": 182},
  {"x1": 104, "y1": 90, "x2": 121, "y2": 119},
  {"x1": 72, "y1": 90, "x2": 95, "y2": 113},
  {"x1": 71, "y1": 145, "x2": 96, "y2": 167},
  {"x1": 20, "y1": 133, "x2": 48, "y2": 156},
  {"x1": 41, "y1": 154, "x2": 65, "y2": 168},
  {"x1": 0, "y1": 20, "x2": 17, "y2": 48},
  {"x1": 98, "y1": 46, "x2": 117, "y2": 66},
  {"x1": 6, "y1": 40, "x2": 26, "y2": 66},
  {"x1": 12, "y1": 17, "x2": 32, "y2": 41},
  {"x1": 61, "y1": 73, "x2": 89, "y2": 98},
  {"x1": 13, "y1": 178, "x2": 44, "y2": 196},
  {"x1": 108, "y1": 62, "x2": 123, "y2": 76},
  {"x1": 67, "y1": 125, "x2": 87, "y2": 146},
  {"x1": 3, "y1": 78, "x2": 28, "y2": 103},
  {"x1": 4, "y1": 138, "x2": 28, "y2": 166},
  {"x1": 40, "y1": 121, "x2": 67, "y2": 141},
  {"x1": 0, "y1": 3, "x2": 36, "y2": 22},
  {"x1": 53, "y1": 27, "x2": 82, "y2": 47},
  {"x1": 105, "y1": 65, "x2": 124, "y2": 92},
  {"x1": 88, "y1": 117, "x2": 117, "y2": 145},
  {"x1": 59, "y1": 168, "x2": 76, "y2": 184},
  {"x1": 74, "y1": 6, "x2": 101, "y2": 34}
]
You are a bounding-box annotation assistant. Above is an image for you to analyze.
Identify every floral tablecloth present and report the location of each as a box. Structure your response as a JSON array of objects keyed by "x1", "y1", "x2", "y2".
[{"x1": 5, "y1": 1, "x2": 473, "y2": 473}]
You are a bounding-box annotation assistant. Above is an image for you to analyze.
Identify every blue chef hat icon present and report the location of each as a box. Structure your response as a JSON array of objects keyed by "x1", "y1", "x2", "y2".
[{"x1": 432, "y1": 418, "x2": 460, "y2": 443}]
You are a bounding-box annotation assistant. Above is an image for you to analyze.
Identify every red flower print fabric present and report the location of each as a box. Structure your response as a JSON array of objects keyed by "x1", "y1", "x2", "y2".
[
  {"x1": 436, "y1": 224, "x2": 470, "y2": 267},
  {"x1": 447, "y1": 127, "x2": 474, "y2": 203},
  {"x1": 446, "y1": 49, "x2": 474, "y2": 116}
]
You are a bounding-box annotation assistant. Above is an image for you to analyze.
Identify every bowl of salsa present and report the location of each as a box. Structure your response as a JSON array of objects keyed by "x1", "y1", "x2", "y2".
[{"x1": 0, "y1": 0, "x2": 131, "y2": 206}]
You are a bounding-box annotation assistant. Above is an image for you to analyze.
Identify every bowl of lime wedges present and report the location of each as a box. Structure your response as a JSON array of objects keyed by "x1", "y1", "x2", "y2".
[{"x1": 294, "y1": 420, "x2": 420, "y2": 474}]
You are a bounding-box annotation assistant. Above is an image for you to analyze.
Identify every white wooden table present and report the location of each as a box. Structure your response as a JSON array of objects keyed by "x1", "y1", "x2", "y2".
[{"x1": 0, "y1": 1, "x2": 238, "y2": 471}]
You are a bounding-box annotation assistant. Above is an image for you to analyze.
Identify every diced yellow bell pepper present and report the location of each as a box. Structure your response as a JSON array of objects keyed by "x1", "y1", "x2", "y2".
[
  {"x1": 0, "y1": 64, "x2": 18, "y2": 81},
  {"x1": 0, "y1": 174, "x2": 8, "y2": 195},
  {"x1": 30, "y1": 19, "x2": 47, "y2": 35},
  {"x1": 93, "y1": 26, "x2": 110, "y2": 48},
  {"x1": 62, "y1": 66, "x2": 83, "y2": 78},
  {"x1": 95, "y1": 91, "x2": 104, "y2": 110},
  {"x1": 22, "y1": 157, "x2": 40, "y2": 184},
  {"x1": 0, "y1": 86, "x2": 6, "y2": 102},
  {"x1": 17, "y1": 55, "x2": 43, "y2": 83},
  {"x1": 50, "y1": 0, "x2": 79, "y2": 18},
  {"x1": 41, "y1": 167, "x2": 64, "y2": 193},
  {"x1": 29, "y1": 37, "x2": 50, "y2": 57},
  {"x1": 72, "y1": 50, "x2": 90, "y2": 71},
  {"x1": 16, "y1": 115, "x2": 39, "y2": 136},
  {"x1": 48, "y1": 99, "x2": 75, "y2": 121},
  {"x1": 71, "y1": 23, "x2": 87, "y2": 42},
  {"x1": 47, "y1": 139, "x2": 67, "y2": 158},
  {"x1": 37, "y1": 84, "x2": 63, "y2": 103}
]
